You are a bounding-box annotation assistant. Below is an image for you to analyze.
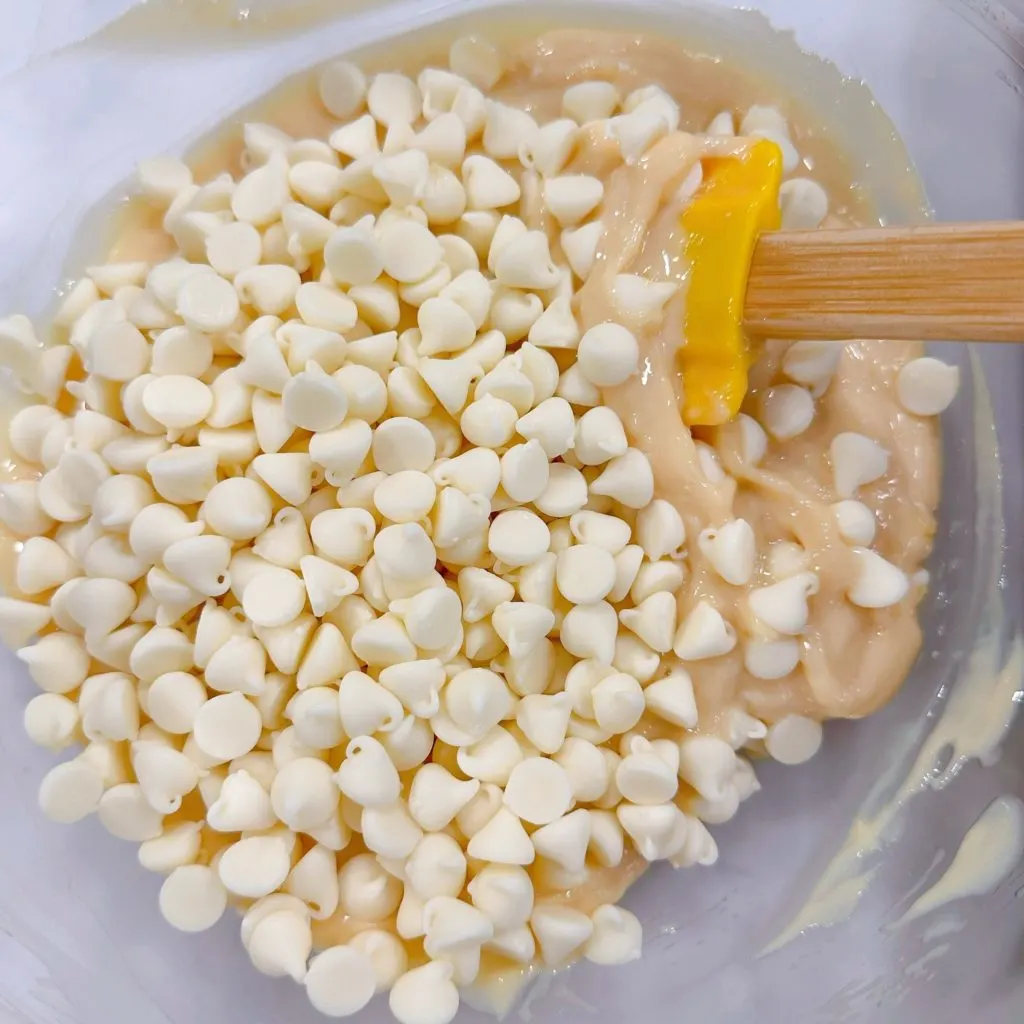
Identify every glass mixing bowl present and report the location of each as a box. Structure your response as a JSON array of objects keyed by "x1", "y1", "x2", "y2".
[{"x1": 0, "y1": 1, "x2": 1021, "y2": 1022}]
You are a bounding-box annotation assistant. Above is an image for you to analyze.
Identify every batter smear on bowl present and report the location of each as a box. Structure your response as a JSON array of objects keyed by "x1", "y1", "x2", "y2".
[{"x1": 0, "y1": 27, "x2": 958, "y2": 1023}]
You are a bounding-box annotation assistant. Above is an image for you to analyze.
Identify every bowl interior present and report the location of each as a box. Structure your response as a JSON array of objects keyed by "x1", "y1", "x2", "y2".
[{"x1": 1, "y1": 2, "x2": 1022, "y2": 1022}]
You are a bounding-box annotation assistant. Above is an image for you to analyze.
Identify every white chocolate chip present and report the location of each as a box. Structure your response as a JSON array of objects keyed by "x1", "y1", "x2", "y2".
[
  {"x1": 697, "y1": 518, "x2": 756, "y2": 586},
  {"x1": 86, "y1": 321, "x2": 151, "y2": 381},
  {"x1": 417, "y1": 296, "x2": 477, "y2": 357},
  {"x1": 462, "y1": 155, "x2": 521, "y2": 211},
  {"x1": 610, "y1": 275, "x2": 677, "y2": 328},
  {"x1": 23, "y1": 693, "x2": 80, "y2": 751},
  {"x1": 501, "y1": 758, "x2": 573, "y2": 825},
  {"x1": 336, "y1": 735, "x2": 401, "y2": 808},
  {"x1": 584, "y1": 904, "x2": 643, "y2": 965},
  {"x1": 373, "y1": 522, "x2": 436, "y2": 581},
  {"x1": 563, "y1": 81, "x2": 620, "y2": 123},
  {"x1": 830, "y1": 432, "x2": 889, "y2": 498},
  {"x1": 368, "y1": 72, "x2": 421, "y2": 127},
  {"x1": 16, "y1": 535, "x2": 79, "y2": 595},
  {"x1": 38, "y1": 757, "x2": 104, "y2": 823},
  {"x1": 475, "y1": 359, "x2": 534, "y2": 415},
  {"x1": 389, "y1": 962, "x2": 460, "y2": 1024},
  {"x1": 562, "y1": 221, "x2": 604, "y2": 281},
  {"x1": 444, "y1": 675, "x2": 514, "y2": 749},
  {"x1": 635, "y1": 500, "x2": 685, "y2": 560},
  {"x1": 591, "y1": 672, "x2": 645, "y2": 734},
  {"x1": 339, "y1": 853, "x2": 402, "y2": 921},
  {"x1": 408, "y1": 763, "x2": 479, "y2": 831},
  {"x1": 574, "y1": 406, "x2": 628, "y2": 466},
  {"x1": 607, "y1": 104, "x2": 670, "y2": 163},
  {"x1": 450, "y1": 35, "x2": 503, "y2": 90},
  {"x1": 206, "y1": 221, "x2": 262, "y2": 278},
  {"x1": 137, "y1": 156, "x2": 194, "y2": 204},
  {"x1": 760, "y1": 384, "x2": 815, "y2": 440},
  {"x1": 319, "y1": 60, "x2": 367, "y2": 118},
  {"x1": 347, "y1": 929, "x2": 407, "y2": 993},
  {"x1": 500, "y1": 441, "x2": 550, "y2": 504},
  {"x1": 378, "y1": 218, "x2": 443, "y2": 284},
  {"x1": 374, "y1": 149, "x2": 430, "y2": 206},
  {"x1": 207, "y1": 770, "x2": 276, "y2": 832},
  {"x1": 467, "y1": 863, "x2": 533, "y2": 931},
  {"x1": 555, "y1": 544, "x2": 616, "y2": 605},
  {"x1": 492, "y1": 231, "x2": 560, "y2": 291},
  {"x1": 238, "y1": 334, "x2": 291, "y2": 394},
  {"x1": 305, "y1": 945, "x2": 377, "y2": 1018},
  {"x1": 296, "y1": 282, "x2": 358, "y2": 332},
  {"x1": 193, "y1": 693, "x2": 262, "y2": 762},
  {"x1": 673, "y1": 600, "x2": 737, "y2": 660},
  {"x1": 782, "y1": 341, "x2": 841, "y2": 390},
  {"x1": 159, "y1": 865, "x2": 228, "y2": 933},
  {"x1": 779, "y1": 178, "x2": 829, "y2": 229},
  {"x1": 515, "y1": 693, "x2": 572, "y2": 755},
  {"x1": 139, "y1": 822, "x2": 203, "y2": 873},
  {"x1": 748, "y1": 572, "x2": 819, "y2": 635},
  {"x1": 482, "y1": 101, "x2": 538, "y2": 161},
  {"x1": 98, "y1": 783, "x2": 163, "y2": 841},
  {"x1": 521, "y1": 120, "x2": 579, "y2": 179},
  {"x1": 328, "y1": 119, "x2": 379, "y2": 167},
  {"x1": 282, "y1": 361, "x2": 348, "y2": 432},
  {"x1": 467, "y1": 807, "x2": 535, "y2": 865},
  {"x1": 491, "y1": 602, "x2": 555, "y2": 660},
  {"x1": 457, "y1": 567, "x2": 514, "y2": 623},
  {"x1": 421, "y1": 895, "x2": 493, "y2": 964},
  {"x1": 488, "y1": 509, "x2": 550, "y2": 567},
  {"x1": 218, "y1": 835, "x2": 292, "y2": 898},
  {"x1": 403, "y1": 833, "x2": 466, "y2": 901},
  {"x1": 617, "y1": 801, "x2": 688, "y2": 860},
  {"x1": 832, "y1": 499, "x2": 877, "y2": 545},
  {"x1": 897, "y1": 357, "x2": 960, "y2": 416},
  {"x1": 543, "y1": 175, "x2": 604, "y2": 226},
  {"x1": 736, "y1": 413, "x2": 768, "y2": 464},
  {"x1": 569, "y1": 511, "x2": 632, "y2": 554},
  {"x1": 177, "y1": 272, "x2": 239, "y2": 333},
  {"x1": 643, "y1": 668, "x2": 698, "y2": 728},
  {"x1": 132, "y1": 742, "x2": 200, "y2": 813},
  {"x1": 530, "y1": 902, "x2": 594, "y2": 966},
  {"x1": 528, "y1": 297, "x2": 580, "y2": 353},
  {"x1": 248, "y1": 909, "x2": 313, "y2": 982},
  {"x1": 848, "y1": 548, "x2": 910, "y2": 608},
  {"x1": 618, "y1": 591, "x2": 676, "y2": 654},
  {"x1": 396, "y1": 587, "x2": 464, "y2": 653},
  {"x1": 242, "y1": 566, "x2": 306, "y2": 628},
  {"x1": 589, "y1": 449, "x2": 654, "y2": 509},
  {"x1": 765, "y1": 715, "x2": 823, "y2": 765},
  {"x1": 560, "y1": 601, "x2": 618, "y2": 664},
  {"x1": 147, "y1": 446, "x2": 219, "y2": 504},
  {"x1": 373, "y1": 416, "x2": 437, "y2": 474},
  {"x1": 363, "y1": 801, "x2": 424, "y2": 861},
  {"x1": 576, "y1": 322, "x2": 639, "y2": 387},
  {"x1": 531, "y1": 808, "x2": 591, "y2": 874},
  {"x1": 744, "y1": 639, "x2": 801, "y2": 680}
]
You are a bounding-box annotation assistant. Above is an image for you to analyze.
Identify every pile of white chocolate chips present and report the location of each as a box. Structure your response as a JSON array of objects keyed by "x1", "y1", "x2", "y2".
[{"x1": 0, "y1": 33, "x2": 960, "y2": 1024}]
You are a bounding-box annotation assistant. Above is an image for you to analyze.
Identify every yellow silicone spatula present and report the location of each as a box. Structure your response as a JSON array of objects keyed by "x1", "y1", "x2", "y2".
[{"x1": 681, "y1": 140, "x2": 1024, "y2": 426}]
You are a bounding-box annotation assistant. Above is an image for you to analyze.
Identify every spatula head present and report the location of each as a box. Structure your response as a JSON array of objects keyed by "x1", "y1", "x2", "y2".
[{"x1": 680, "y1": 138, "x2": 782, "y2": 425}]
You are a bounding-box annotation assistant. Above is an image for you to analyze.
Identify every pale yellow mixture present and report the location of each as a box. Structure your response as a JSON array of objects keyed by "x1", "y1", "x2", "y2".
[{"x1": 1, "y1": 26, "x2": 941, "y2": 1007}]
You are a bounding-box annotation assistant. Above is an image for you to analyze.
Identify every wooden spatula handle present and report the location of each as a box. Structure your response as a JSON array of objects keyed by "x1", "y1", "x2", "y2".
[{"x1": 743, "y1": 221, "x2": 1024, "y2": 342}]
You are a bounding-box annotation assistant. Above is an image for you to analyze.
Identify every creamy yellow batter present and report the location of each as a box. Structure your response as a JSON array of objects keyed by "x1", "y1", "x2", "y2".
[{"x1": 0, "y1": 26, "x2": 944, "y2": 1004}]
